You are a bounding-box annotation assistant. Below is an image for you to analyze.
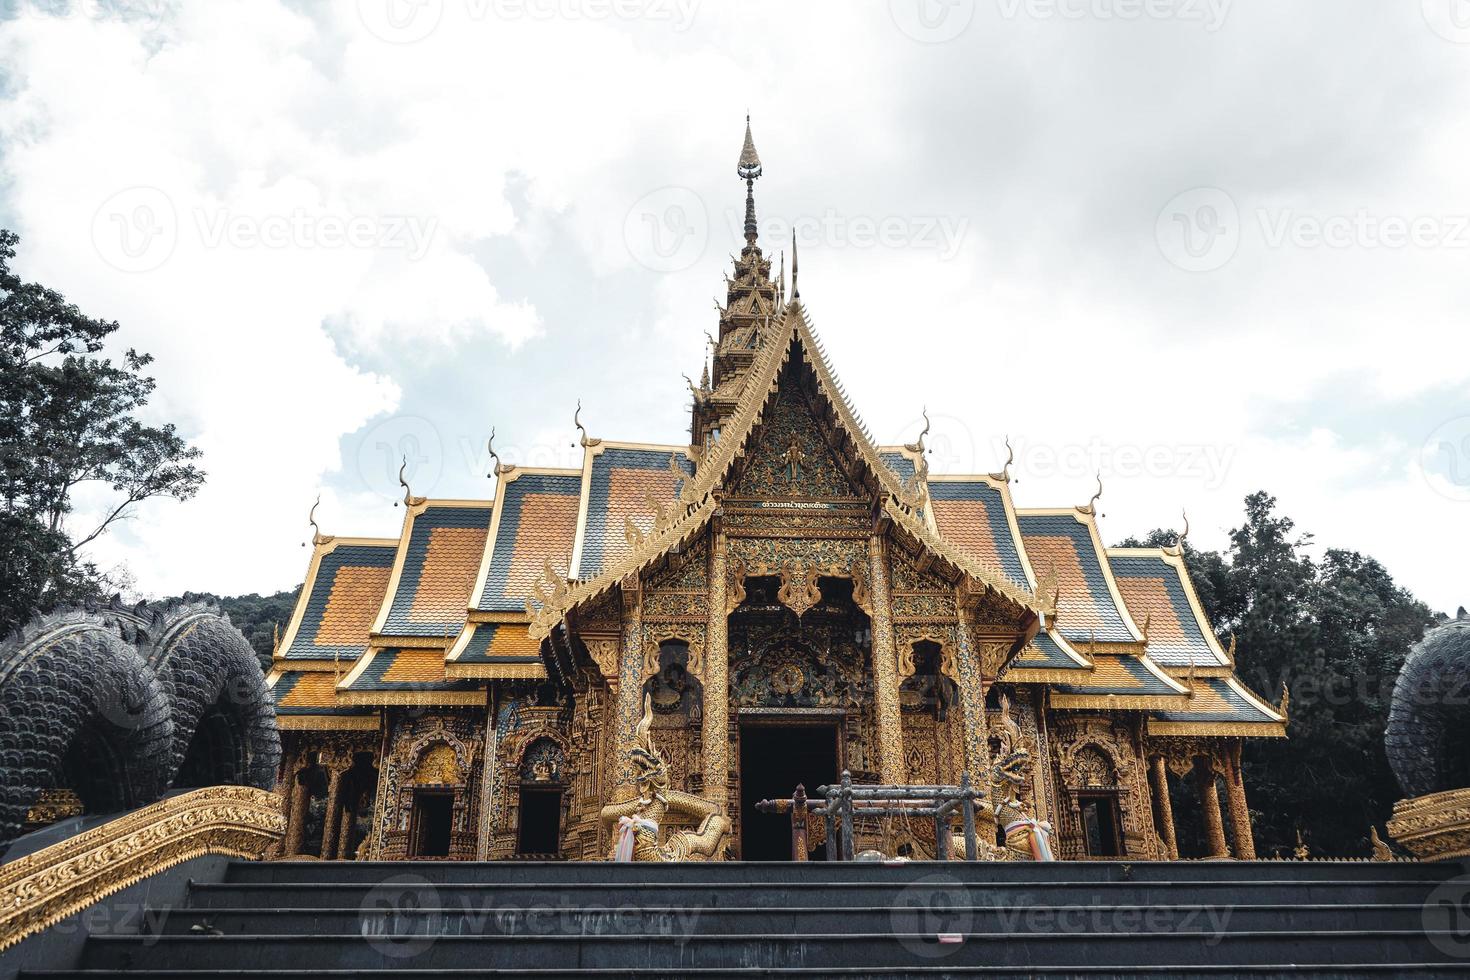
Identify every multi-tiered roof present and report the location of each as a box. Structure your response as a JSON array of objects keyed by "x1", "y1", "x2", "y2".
[{"x1": 269, "y1": 120, "x2": 1285, "y2": 739}]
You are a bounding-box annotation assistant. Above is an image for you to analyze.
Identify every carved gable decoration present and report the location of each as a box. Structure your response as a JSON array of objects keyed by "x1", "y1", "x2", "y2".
[{"x1": 728, "y1": 365, "x2": 865, "y2": 500}]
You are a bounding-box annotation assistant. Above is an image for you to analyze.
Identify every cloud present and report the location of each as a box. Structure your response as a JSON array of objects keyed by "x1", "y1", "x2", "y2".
[{"x1": 0, "y1": 0, "x2": 1465, "y2": 613}]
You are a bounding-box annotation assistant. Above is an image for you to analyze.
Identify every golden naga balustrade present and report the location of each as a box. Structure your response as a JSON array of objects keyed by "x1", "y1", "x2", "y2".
[{"x1": 0, "y1": 786, "x2": 286, "y2": 952}]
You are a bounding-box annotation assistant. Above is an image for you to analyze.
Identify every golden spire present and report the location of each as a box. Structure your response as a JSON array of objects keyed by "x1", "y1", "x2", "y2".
[
  {"x1": 737, "y1": 114, "x2": 762, "y2": 250},
  {"x1": 790, "y1": 228, "x2": 799, "y2": 299}
]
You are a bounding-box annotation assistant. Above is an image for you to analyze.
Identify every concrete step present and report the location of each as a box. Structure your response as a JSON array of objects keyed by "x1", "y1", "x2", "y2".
[
  {"x1": 22, "y1": 967, "x2": 1470, "y2": 979},
  {"x1": 76, "y1": 930, "x2": 1461, "y2": 971},
  {"x1": 185, "y1": 878, "x2": 1446, "y2": 910},
  {"x1": 225, "y1": 859, "x2": 1457, "y2": 886},
  {"x1": 145, "y1": 902, "x2": 1433, "y2": 936}
]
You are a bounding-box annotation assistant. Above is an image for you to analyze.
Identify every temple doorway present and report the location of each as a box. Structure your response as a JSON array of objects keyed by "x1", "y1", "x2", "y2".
[
  {"x1": 738, "y1": 721, "x2": 839, "y2": 860},
  {"x1": 517, "y1": 787, "x2": 563, "y2": 856},
  {"x1": 408, "y1": 790, "x2": 453, "y2": 858},
  {"x1": 1078, "y1": 792, "x2": 1124, "y2": 857}
]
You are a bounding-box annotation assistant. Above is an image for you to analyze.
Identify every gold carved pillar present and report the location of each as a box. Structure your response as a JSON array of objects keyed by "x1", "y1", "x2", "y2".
[
  {"x1": 1195, "y1": 759, "x2": 1230, "y2": 859},
  {"x1": 704, "y1": 528, "x2": 730, "y2": 812},
  {"x1": 284, "y1": 762, "x2": 309, "y2": 857},
  {"x1": 612, "y1": 575, "x2": 644, "y2": 790},
  {"x1": 867, "y1": 535, "x2": 904, "y2": 784},
  {"x1": 950, "y1": 613, "x2": 992, "y2": 783},
  {"x1": 1224, "y1": 742, "x2": 1256, "y2": 859},
  {"x1": 320, "y1": 761, "x2": 345, "y2": 860},
  {"x1": 1149, "y1": 755, "x2": 1179, "y2": 860}
]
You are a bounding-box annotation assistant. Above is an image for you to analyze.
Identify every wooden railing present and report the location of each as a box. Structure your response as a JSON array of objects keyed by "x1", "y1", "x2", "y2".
[
  {"x1": 0, "y1": 786, "x2": 284, "y2": 952},
  {"x1": 757, "y1": 770, "x2": 984, "y2": 861}
]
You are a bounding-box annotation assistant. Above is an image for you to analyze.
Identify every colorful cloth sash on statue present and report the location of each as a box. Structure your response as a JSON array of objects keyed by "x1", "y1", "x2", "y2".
[
  {"x1": 613, "y1": 816, "x2": 658, "y2": 862},
  {"x1": 1004, "y1": 817, "x2": 1056, "y2": 861}
]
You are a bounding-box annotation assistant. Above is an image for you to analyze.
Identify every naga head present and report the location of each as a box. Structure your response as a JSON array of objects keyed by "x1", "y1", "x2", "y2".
[
  {"x1": 991, "y1": 748, "x2": 1031, "y2": 791},
  {"x1": 629, "y1": 693, "x2": 670, "y2": 801}
]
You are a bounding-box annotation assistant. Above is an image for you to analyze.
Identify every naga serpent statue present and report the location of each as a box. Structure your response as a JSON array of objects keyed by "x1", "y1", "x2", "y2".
[
  {"x1": 0, "y1": 599, "x2": 280, "y2": 850},
  {"x1": 598, "y1": 694, "x2": 730, "y2": 861},
  {"x1": 1386, "y1": 609, "x2": 1470, "y2": 798}
]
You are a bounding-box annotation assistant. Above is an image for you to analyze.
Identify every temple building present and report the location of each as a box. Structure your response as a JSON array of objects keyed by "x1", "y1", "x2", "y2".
[{"x1": 265, "y1": 120, "x2": 1287, "y2": 863}]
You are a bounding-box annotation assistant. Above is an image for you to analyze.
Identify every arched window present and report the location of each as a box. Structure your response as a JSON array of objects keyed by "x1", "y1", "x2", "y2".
[{"x1": 516, "y1": 737, "x2": 567, "y2": 856}]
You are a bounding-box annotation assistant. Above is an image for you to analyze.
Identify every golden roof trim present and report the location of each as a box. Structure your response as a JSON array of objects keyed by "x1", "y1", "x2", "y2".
[
  {"x1": 1050, "y1": 691, "x2": 1193, "y2": 711},
  {"x1": 1146, "y1": 719, "x2": 1288, "y2": 738},
  {"x1": 276, "y1": 714, "x2": 381, "y2": 731},
  {"x1": 444, "y1": 662, "x2": 548, "y2": 680},
  {"x1": 337, "y1": 689, "x2": 487, "y2": 707}
]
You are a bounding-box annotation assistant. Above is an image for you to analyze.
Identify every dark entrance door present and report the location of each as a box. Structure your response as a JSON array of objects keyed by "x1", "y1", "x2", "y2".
[
  {"x1": 1078, "y1": 792, "x2": 1124, "y2": 857},
  {"x1": 409, "y1": 790, "x2": 453, "y2": 858},
  {"x1": 517, "y1": 787, "x2": 563, "y2": 855},
  {"x1": 739, "y1": 722, "x2": 838, "y2": 860}
]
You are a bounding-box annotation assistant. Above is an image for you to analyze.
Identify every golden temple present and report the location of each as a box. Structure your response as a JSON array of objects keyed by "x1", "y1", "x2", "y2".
[{"x1": 265, "y1": 119, "x2": 1287, "y2": 864}]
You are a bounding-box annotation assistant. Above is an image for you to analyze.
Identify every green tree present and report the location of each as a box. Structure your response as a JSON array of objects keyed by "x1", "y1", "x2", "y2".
[
  {"x1": 0, "y1": 229, "x2": 204, "y2": 633},
  {"x1": 1119, "y1": 492, "x2": 1437, "y2": 857}
]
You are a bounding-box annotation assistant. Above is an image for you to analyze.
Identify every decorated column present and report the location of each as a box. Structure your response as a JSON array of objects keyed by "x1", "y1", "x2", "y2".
[
  {"x1": 284, "y1": 765, "x2": 309, "y2": 857},
  {"x1": 319, "y1": 761, "x2": 345, "y2": 859},
  {"x1": 704, "y1": 528, "x2": 730, "y2": 812},
  {"x1": 951, "y1": 612, "x2": 992, "y2": 784},
  {"x1": 1149, "y1": 755, "x2": 1179, "y2": 860},
  {"x1": 613, "y1": 574, "x2": 645, "y2": 790},
  {"x1": 1195, "y1": 760, "x2": 1230, "y2": 859},
  {"x1": 866, "y1": 535, "x2": 905, "y2": 784},
  {"x1": 1224, "y1": 743, "x2": 1256, "y2": 859}
]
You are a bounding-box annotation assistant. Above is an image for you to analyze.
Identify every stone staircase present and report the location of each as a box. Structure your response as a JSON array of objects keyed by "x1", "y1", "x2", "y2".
[{"x1": 17, "y1": 858, "x2": 1470, "y2": 978}]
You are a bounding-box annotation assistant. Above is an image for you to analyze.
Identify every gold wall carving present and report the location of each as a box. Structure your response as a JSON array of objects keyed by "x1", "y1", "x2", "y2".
[{"x1": 0, "y1": 786, "x2": 284, "y2": 953}]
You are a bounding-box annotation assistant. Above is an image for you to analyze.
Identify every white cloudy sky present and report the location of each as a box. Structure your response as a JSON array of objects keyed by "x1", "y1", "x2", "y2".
[{"x1": 1, "y1": 0, "x2": 1466, "y2": 613}]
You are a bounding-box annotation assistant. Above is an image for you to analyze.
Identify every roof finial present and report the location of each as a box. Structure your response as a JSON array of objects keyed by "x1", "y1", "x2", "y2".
[
  {"x1": 1077, "y1": 472, "x2": 1103, "y2": 516},
  {"x1": 397, "y1": 456, "x2": 426, "y2": 508},
  {"x1": 307, "y1": 495, "x2": 332, "y2": 547},
  {"x1": 791, "y1": 229, "x2": 799, "y2": 299},
  {"x1": 487, "y1": 427, "x2": 515, "y2": 479},
  {"x1": 989, "y1": 436, "x2": 1015, "y2": 484},
  {"x1": 737, "y1": 114, "x2": 762, "y2": 250},
  {"x1": 905, "y1": 408, "x2": 931, "y2": 454},
  {"x1": 574, "y1": 400, "x2": 601, "y2": 449},
  {"x1": 1168, "y1": 510, "x2": 1190, "y2": 556}
]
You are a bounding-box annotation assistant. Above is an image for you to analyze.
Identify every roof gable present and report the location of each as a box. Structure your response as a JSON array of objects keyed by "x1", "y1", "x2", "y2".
[
  {"x1": 278, "y1": 538, "x2": 397, "y2": 663},
  {"x1": 473, "y1": 470, "x2": 581, "y2": 613},
  {"x1": 1109, "y1": 548, "x2": 1231, "y2": 669},
  {"x1": 1017, "y1": 509, "x2": 1143, "y2": 647},
  {"x1": 373, "y1": 501, "x2": 493, "y2": 640}
]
